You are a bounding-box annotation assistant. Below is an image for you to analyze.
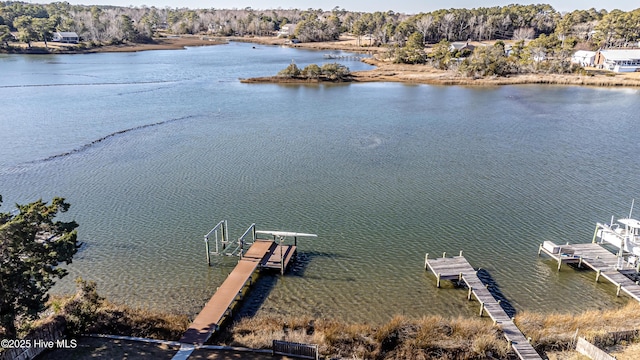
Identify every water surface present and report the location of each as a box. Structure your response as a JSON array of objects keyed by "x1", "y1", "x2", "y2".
[{"x1": 2, "y1": 42, "x2": 640, "y2": 322}]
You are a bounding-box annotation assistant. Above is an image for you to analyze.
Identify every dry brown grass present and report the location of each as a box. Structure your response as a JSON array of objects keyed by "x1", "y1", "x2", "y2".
[
  {"x1": 48, "y1": 292, "x2": 190, "y2": 341},
  {"x1": 223, "y1": 314, "x2": 511, "y2": 360},
  {"x1": 516, "y1": 302, "x2": 640, "y2": 351},
  {"x1": 86, "y1": 301, "x2": 191, "y2": 340}
]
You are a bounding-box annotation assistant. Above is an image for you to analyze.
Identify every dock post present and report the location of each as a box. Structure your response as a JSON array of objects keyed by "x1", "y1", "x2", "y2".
[
  {"x1": 459, "y1": 250, "x2": 463, "y2": 257},
  {"x1": 616, "y1": 284, "x2": 622, "y2": 296},
  {"x1": 442, "y1": 252, "x2": 446, "y2": 258},
  {"x1": 436, "y1": 273, "x2": 441, "y2": 288},
  {"x1": 537, "y1": 244, "x2": 542, "y2": 256},
  {"x1": 479, "y1": 302, "x2": 484, "y2": 317},
  {"x1": 592, "y1": 224, "x2": 599, "y2": 243},
  {"x1": 596, "y1": 269, "x2": 601, "y2": 282},
  {"x1": 280, "y1": 238, "x2": 285, "y2": 275},
  {"x1": 458, "y1": 272, "x2": 463, "y2": 282},
  {"x1": 578, "y1": 256, "x2": 583, "y2": 268},
  {"x1": 205, "y1": 236, "x2": 211, "y2": 266},
  {"x1": 557, "y1": 258, "x2": 562, "y2": 271},
  {"x1": 467, "y1": 286, "x2": 473, "y2": 300},
  {"x1": 424, "y1": 253, "x2": 429, "y2": 270}
]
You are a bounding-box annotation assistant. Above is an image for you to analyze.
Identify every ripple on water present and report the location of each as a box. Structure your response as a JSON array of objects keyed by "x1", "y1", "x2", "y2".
[{"x1": 3, "y1": 51, "x2": 640, "y2": 320}]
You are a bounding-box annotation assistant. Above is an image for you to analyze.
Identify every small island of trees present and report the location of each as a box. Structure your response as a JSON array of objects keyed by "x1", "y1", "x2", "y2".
[{"x1": 278, "y1": 61, "x2": 351, "y2": 81}]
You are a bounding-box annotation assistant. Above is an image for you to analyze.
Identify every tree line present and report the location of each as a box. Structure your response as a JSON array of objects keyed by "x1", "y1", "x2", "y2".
[
  {"x1": 1, "y1": 2, "x2": 639, "y2": 48},
  {"x1": 1, "y1": 2, "x2": 639, "y2": 76}
]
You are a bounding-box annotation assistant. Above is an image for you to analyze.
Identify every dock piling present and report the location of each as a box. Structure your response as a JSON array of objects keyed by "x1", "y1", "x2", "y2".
[
  {"x1": 425, "y1": 252, "x2": 542, "y2": 359},
  {"x1": 539, "y1": 242, "x2": 640, "y2": 303}
]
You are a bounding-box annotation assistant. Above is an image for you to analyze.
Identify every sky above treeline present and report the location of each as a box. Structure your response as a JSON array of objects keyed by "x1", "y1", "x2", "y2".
[{"x1": 39, "y1": 1, "x2": 639, "y2": 14}]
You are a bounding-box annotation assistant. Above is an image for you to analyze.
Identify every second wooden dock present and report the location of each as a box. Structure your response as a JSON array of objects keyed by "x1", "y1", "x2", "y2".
[
  {"x1": 425, "y1": 252, "x2": 542, "y2": 360},
  {"x1": 538, "y1": 242, "x2": 640, "y2": 302}
]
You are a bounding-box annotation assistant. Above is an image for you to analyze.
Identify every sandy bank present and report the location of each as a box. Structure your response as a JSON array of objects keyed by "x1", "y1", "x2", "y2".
[
  {"x1": 6, "y1": 34, "x2": 640, "y2": 87},
  {"x1": 352, "y1": 58, "x2": 640, "y2": 87},
  {"x1": 3, "y1": 35, "x2": 226, "y2": 54},
  {"x1": 86, "y1": 36, "x2": 226, "y2": 53},
  {"x1": 236, "y1": 36, "x2": 640, "y2": 87}
]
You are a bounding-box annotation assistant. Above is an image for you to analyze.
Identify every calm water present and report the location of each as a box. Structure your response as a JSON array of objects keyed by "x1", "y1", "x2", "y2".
[{"x1": 2, "y1": 42, "x2": 640, "y2": 323}]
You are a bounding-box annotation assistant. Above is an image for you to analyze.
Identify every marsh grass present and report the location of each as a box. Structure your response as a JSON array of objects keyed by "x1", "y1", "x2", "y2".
[
  {"x1": 516, "y1": 301, "x2": 640, "y2": 351},
  {"x1": 47, "y1": 281, "x2": 190, "y2": 341},
  {"x1": 17, "y1": 282, "x2": 639, "y2": 359},
  {"x1": 222, "y1": 314, "x2": 511, "y2": 359}
]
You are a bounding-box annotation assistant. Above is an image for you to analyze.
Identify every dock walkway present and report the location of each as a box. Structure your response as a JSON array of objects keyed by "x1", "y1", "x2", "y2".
[
  {"x1": 180, "y1": 240, "x2": 295, "y2": 345},
  {"x1": 425, "y1": 253, "x2": 542, "y2": 360},
  {"x1": 538, "y1": 242, "x2": 640, "y2": 301}
]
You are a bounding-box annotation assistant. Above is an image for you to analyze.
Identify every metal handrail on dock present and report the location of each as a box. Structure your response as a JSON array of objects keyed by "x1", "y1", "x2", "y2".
[
  {"x1": 181, "y1": 223, "x2": 317, "y2": 348},
  {"x1": 425, "y1": 252, "x2": 542, "y2": 360}
]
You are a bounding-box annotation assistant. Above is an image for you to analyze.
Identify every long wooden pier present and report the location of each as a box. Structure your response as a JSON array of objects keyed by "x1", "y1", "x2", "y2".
[
  {"x1": 538, "y1": 242, "x2": 640, "y2": 301},
  {"x1": 425, "y1": 252, "x2": 542, "y2": 360},
  {"x1": 180, "y1": 240, "x2": 296, "y2": 345}
]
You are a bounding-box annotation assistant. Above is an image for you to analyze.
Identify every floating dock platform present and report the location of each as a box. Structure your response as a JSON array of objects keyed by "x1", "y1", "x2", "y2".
[
  {"x1": 538, "y1": 241, "x2": 640, "y2": 301},
  {"x1": 425, "y1": 252, "x2": 542, "y2": 360}
]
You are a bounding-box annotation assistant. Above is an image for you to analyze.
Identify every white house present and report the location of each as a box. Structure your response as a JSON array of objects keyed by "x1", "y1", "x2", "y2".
[
  {"x1": 277, "y1": 23, "x2": 297, "y2": 37},
  {"x1": 571, "y1": 50, "x2": 596, "y2": 67},
  {"x1": 52, "y1": 31, "x2": 79, "y2": 44},
  {"x1": 595, "y1": 49, "x2": 640, "y2": 72}
]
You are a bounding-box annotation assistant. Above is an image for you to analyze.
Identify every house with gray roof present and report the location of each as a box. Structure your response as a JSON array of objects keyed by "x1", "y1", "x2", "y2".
[
  {"x1": 595, "y1": 49, "x2": 640, "y2": 72},
  {"x1": 52, "y1": 31, "x2": 79, "y2": 44}
]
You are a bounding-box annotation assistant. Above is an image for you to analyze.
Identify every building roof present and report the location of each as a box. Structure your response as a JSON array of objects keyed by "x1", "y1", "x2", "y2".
[
  {"x1": 450, "y1": 42, "x2": 474, "y2": 50},
  {"x1": 599, "y1": 49, "x2": 640, "y2": 61},
  {"x1": 56, "y1": 31, "x2": 79, "y2": 37},
  {"x1": 572, "y1": 50, "x2": 596, "y2": 57}
]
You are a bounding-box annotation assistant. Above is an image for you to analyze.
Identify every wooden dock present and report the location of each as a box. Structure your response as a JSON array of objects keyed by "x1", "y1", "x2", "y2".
[
  {"x1": 180, "y1": 240, "x2": 296, "y2": 345},
  {"x1": 425, "y1": 253, "x2": 542, "y2": 360},
  {"x1": 538, "y1": 242, "x2": 640, "y2": 301}
]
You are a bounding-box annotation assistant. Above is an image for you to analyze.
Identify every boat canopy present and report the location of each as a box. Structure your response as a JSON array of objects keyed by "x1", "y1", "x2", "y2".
[
  {"x1": 256, "y1": 230, "x2": 318, "y2": 238},
  {"x1": 617, "y1": 218, "x2": 640, "y2": 229}
]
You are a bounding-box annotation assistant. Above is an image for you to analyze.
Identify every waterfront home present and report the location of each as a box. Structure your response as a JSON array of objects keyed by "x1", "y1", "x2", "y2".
[
  {"x1": 278, "y1": 23, "x2": 297, "y2": 37},
  {"x1": 571, "y1": 50, "x2": 596, "y2": 67},
  {"x1": 595, "y1": 49, "x2": 640, "y2": 72},
  {"x1": 52, "y1": 31, "x2": 79, "y2": 44},
  {"x1": 449, "y1": 42, "x2": 475, "y2": 53}
]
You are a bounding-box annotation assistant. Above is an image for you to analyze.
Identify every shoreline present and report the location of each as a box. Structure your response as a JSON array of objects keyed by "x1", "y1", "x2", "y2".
[
  {"x1": 4, "y1": 34, "x2": 640, "y2": 87},
  {"x1": 232, "y1": 36, "x2": 640, "y2": 87},
  {"x1": 1, "y1": 35, "x2": 227, "y2": 54}
]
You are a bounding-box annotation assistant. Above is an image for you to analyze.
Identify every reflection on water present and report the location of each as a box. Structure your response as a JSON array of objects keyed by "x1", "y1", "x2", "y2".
[{"x1": 1, "y1": 43, "x2": 640, "y2": 322}]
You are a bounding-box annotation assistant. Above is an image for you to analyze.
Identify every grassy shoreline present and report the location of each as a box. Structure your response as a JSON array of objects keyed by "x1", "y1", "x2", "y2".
[
  {"x1": 236, "y1": 36, "x2": 640, "y2": 88},
  {"x1": 5, "y1": 35, "x2": 640, "y2": 87},
  {"x1": 10, "y1": 288, "x2": 638, "y2": 359}
]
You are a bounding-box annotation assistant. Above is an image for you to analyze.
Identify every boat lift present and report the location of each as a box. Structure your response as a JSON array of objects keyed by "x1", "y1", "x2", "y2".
[
  {"x1": 592, "y1": 200, "x2": 640, "y2": 270},
  {"x1": 204, "y1": 221, "x2": 317, "y2": 270}
]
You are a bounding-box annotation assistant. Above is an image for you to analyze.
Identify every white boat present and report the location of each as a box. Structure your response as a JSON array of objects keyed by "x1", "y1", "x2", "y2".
[
  {"x1": 594, "y1": 201, "x2": 640, "y2": 263},
  {"x1": 596, "y1": 218, "x2": 640, "y2": 256}
]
